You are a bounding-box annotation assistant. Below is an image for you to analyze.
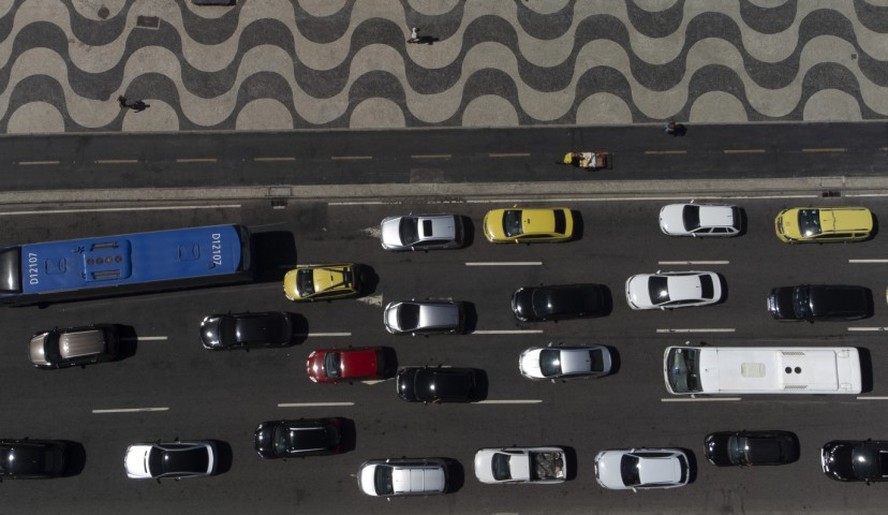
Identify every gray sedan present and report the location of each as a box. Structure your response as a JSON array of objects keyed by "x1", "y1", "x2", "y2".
[
  {"x1": 384, "y1": 300, "x2": 465, "y2": 335},
  {"x1": 379, "y1": 214, "x2": 464, "y2": 251}
]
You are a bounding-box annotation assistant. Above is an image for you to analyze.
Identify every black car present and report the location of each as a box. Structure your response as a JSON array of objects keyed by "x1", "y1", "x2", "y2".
[
  {"x1": 397, "y1": 366, "x2": 482, "y2": 403},
  {"x1": 822, "y1": 440, "x2": 888, "y2": 482},
  {"x1": 0, "y1": 439, "x2": 67, "y2": 479},
  {"x1": 511, "y1": 284, "x2": 610, "y2": 322},
  {"x1": 254, "y1": 418, "x2": 343, "y2": 459},
  {"x1": 704, "y1": 430, "x2": 800, "y2": 466},
  {"x1": 767, "y1": 285, "x2": 872, "y2": 322},
  {"x1": 199, "y1": 312, "x2": 293, "y2": 350}
]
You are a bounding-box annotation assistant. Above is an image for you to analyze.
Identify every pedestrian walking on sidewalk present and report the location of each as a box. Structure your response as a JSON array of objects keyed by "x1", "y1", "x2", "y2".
[{"x1": 407, "y1": 27, "x2": 421, "y2": 43}]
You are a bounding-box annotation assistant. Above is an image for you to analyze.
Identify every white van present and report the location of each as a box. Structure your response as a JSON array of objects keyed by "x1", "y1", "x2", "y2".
[{"x1": 663, "y1": 345, "x2": 862, "y2": 395}]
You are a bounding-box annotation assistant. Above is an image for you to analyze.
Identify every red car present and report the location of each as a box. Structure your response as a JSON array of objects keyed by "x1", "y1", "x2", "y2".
[{"x1": 306, "y1": 347, "x2": 393, "y2": 383}]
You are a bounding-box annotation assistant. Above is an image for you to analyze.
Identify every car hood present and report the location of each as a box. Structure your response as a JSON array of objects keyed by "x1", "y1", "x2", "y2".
[
  {"x1": 511, "y1": 288, "x2": 534, "y2": 320},
  {"x1": 124, "y1": 445, "x2": 153, "y2": 479},
  {"x1": 518, "y1": 348, "x2": 544, "y2": 379},
  {"x1": 29, "y1": 333, "x2": 50, "y2": 366},
  {"x1": 658, "y1": 204, "x2": 687, "y2": 234},
  {"x1": 379, "y1": 217, "x2": 403, "y2": 249},
  {"x1": 594, "y1": 451, "x2": 626, "y2": 489},
  {"x1": 626, "y1": 275, "x2": 653, "y2": 308},
  {"x1": 767, "y1": 287, "x2": 795, "y2": 319},
  {"x1": 704, "y1": 433, "x2": 733, "y2": 465}
]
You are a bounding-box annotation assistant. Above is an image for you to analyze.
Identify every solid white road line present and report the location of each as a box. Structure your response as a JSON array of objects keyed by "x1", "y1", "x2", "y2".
[
  {"x1": 293, "y1": 332, "x2": 352, "y2": 337},
  {"x1": 802, "y1": 148, "x2": 846, "y2": 153},
  {"x1": 175, "y1": 158, "x2": 217, "y2": 163},
  {"x1": 644, "y1": 150, "x2": 687, "y2": 155},
  {"x1": 120, "y1": 336, "x2": 168, "y2": 342},
  {"x1": 656, "y1": 328, "x2": 736, "y2": 333},
  {"x1": 277, "y1": 402, "x2": 355, "y2": 408},
  {"x1": 465, "y1": 261, "x2": 543, "y2": 266},
  {"x1": 848, "y1": 327, "x2": 888, "y2": 332},
  {"x1": 472, "y1": 330, "x2": 544, "y2": 335},
  {"x1": 849, "y1": 259, "x2": 888, "y2": 263},
  {"x1": 411, "y1": 154, "x2": 451, "y2": 159},
  {"x1": 254, "y1": 156, "x2": 295, "y2": 162},
  {"x1": 658, "y1": 260, "x2": 729, "y2": 265},
  {"x1": 465, "y1": 194, "x2": 818, "y2": 204},
  {"x1": 476, "y1": 400, "x2": 543, "y2": 405},
  {"x1": 723, "y1": 149, "x2": 766, "y2": 154},
  {"x1": 661, "y1": 397, "x2": 741, "y2": 402},
  {"x1": 857, "y1": 397, "x2": 888, "y2": 400},
  {"x1": 489, "y1": 153, "x2": 531, "y2": 158},
  {"x1": 92, "y1": 407, "x2": 170, "y2": 414},
  {"x1": 95, "y1": 159, "x2": 139, "y2": 164},
  {"x1": 331, "y1": 155, "x2": 372, "y2": 160},
  {"x1": 18, "y1": 160, "x2": 60, "y2": 165}
]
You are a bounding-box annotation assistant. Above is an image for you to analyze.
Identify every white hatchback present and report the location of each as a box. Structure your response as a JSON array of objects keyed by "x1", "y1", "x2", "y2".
[
  {"x1": 659, "y1": 203, "x2": 740, "y2": 237},
  {"x1": 357, "y1": 458, "x2": 448, "y2": 497},
  {"x1": 594, "y1": 448, "x2": 690, "y2": 491},
  {"x1": 625, "y1": 271, "x2": 723, "y2": 310}
]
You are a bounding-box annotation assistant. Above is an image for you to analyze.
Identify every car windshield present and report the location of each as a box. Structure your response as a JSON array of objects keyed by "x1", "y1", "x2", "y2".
[
  {"x1": 620, "y1": 454, "x2": 641, "y2": 486},
  {"x1": 324, "y1": 352, "x2": 342, "y2": 379},
  {"x1": 502, "y1": 210, "x2": 524, "y2": 237},
  {"x1": 399, "y1": 217, "x2": 419, "y2": 246},
  {"x1": 792, "y1": 288, "x2": 813, "y2": 319},
  {"x1": 552, "y1": 210, "x2": 567, "y2": 234},
  {"x1": 397, "y1": 303, "x2": 421, "y2": 331},
  {"x1": 491, "y1": 453, "x2": 512, "y2": 481},
  {"x1": 374, "y1": 465, "x2": 394, "y2": 495},
  {"x1": 682, "y1": 205, "x2": 701, "y2": 230},
  {"x1": 296, "y1": 269, "x2": 315, "y2": 295},
  {"x1": 666, "y1": 347, "x2": 701, "y2": 393},
  {"x1": 538, "y1": 349, "x2": 563, "y2": 377},
  {"x1": 648, "y1": 276, "x2": 670, "y2": 304},
  {"x1": 727, "y1": 436, "x2": 748, "y2": 465},
  {"x1": 798, "y1": 209, "x2": 822, "y2": 237}
]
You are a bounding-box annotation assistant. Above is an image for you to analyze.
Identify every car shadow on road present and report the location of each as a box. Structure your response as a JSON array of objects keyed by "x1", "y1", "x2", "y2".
[
  {"x1": 443, "y1": 457, "x2": 465, "y2": 493},
  {"x1": 250, "y1": 231, "x2": 297, "y2": 283},
  {"x1": 212, "y1": 440, "x2": 234, "y2": 476},
  {"x1": 115, "y1": 324, "x2": 138, "y2": 360},
  {"x1": 858, "y1": 346, "x2": 873, "y2": 393}
]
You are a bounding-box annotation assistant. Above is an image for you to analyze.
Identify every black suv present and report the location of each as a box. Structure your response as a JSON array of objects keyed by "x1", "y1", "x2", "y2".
[{"x1": 767, "y1": 285, "x2": 871, "y2": 322}]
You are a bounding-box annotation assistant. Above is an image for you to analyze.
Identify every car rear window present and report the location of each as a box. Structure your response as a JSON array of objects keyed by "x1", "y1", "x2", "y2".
[
  {"x1": 553, "y1": 210, "x2": 567, "y2": 233},
  {"x1": 699, "y1": 275, "x2": 714, "y2": 299}
]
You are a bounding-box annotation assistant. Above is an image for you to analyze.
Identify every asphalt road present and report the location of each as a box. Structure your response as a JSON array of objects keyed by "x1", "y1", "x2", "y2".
[
  {"x1": 1, "y1": 193, "x2": 888, "y2": 514},
  {"x1": 1, "y1": 122, "x2": 887, "y2": 191}
]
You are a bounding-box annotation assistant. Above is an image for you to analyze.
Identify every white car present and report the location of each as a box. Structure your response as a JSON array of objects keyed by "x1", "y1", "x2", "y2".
[
  {"x1": 519, "y1": 343, "x2": 612, "y2": 381},
  {"x1": 357, "y1": 458, "x2": 448, "y2": 496},
  {"x1": 625, "y1": 271, "x2": 723, "y2": 310},
  {"x1": 379, "y1": 214, "x2": 464, "y2": 251},
  {"x1": 474, "y1": 447, "x2": 567, "y2": 484},
  {"x1": 124, "y1": 441, "x2": 217, "y2": 480},
  {"x1": 659, "y1": 203, "x2": 740, "y2": 237},
  {"x1": 594, "y1": 448, "x2": 690, "y2": 491}
]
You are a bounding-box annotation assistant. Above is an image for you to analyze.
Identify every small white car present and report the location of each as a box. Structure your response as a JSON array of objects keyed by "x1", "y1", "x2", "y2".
[
  {"x1": 659, "y1": 203, "x2": 740, "y2": 237},
  {"x1": 519, "y1": 343, "x2": 612, "y2": 382},
  {"x1": 124, "y1": 441, "x2": 217, "y2": 480},
  {"x1": 474, "y1": 446, "x2": 567, "y2": 484},
  {"x1": 625, "y1": 271, "x2": 722, "y2": 310},
  {"x1": 357, "y1": 458, "x2": 448, "y2": 496},
  {"x1": 594, "y1": 448, "x2": 690, "y2": 491},
  {"x1": 379, "y1": 214, "x2": 464, "y2": 251}
]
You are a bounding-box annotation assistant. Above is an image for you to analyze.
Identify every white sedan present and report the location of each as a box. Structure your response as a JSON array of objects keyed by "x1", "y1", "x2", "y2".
[
  {"x1": 519, "y1": 343, "x2": 612, "y2": 381},
  {"x1": 659, "y1": 203, "x2": 740, "y2": 237},
  {"x1": 625, "y1": 271, "x2": 723, "y2": 310},
  {"x1": 124, "y1": 441, "x2": 217, "y2": 480},
  {"x1": 594, "y1": 448, "x2": 690, "y2": 491}
]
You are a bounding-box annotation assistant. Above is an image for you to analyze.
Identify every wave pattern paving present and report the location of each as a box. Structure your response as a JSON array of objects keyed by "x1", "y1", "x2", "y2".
[{"x1": 2, "y1": 0, "x2": 887, "y2": 133}]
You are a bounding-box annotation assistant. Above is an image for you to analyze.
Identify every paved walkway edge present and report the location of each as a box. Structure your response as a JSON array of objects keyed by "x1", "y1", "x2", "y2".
[{"x1": 0, "y1": 176, "x2": 885, "y2": 206}]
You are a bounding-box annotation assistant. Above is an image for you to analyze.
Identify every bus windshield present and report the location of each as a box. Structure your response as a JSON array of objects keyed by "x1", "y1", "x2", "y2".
[{"x1": 666, "y1": 347, "x2": 701, "y2": 393}]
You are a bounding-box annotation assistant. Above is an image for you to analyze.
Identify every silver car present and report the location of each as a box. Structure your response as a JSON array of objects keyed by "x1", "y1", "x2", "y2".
[
  {"x1": 357, "y1": 458, "x2": 448, "y2": 496},
  {"x1": 519, "y1": 343, "x2": 612, "y2": 381},
  {"x1": 659, "y1": 202, "x2": 741, "y2": 237},
  {"x1": 384, "y1": 300, "x2": 465, "y2": 335},
  {"x1": 379, "y1": 214, "x2": 464, "y2": 251}
]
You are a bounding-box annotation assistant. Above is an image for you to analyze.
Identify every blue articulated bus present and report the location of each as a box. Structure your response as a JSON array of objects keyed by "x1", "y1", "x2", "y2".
[{"x1": 0, "y1": 224, "x2": 252, "y2": 306}]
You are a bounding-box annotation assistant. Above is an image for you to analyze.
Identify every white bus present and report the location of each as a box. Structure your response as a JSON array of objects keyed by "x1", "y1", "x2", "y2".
[{"x1": 663, "y1": 345, "x2": 862, "y2": 395}]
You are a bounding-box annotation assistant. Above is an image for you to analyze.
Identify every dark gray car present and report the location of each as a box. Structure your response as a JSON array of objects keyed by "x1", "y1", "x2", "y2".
[
  {"x1": 767, "y1": 285, "x2": 872, "y2": 322},
  {"x1": 199, "y1": 312, "x2": 293, "y2": 350}
]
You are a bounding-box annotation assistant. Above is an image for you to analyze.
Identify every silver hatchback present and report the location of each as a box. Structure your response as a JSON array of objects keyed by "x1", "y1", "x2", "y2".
[
  {"x1": 384, "y1": 300, "x2": 465, "y2": 335},
  {"x1": 379, "y1": 214, "x2": 464, "y2": 251}
]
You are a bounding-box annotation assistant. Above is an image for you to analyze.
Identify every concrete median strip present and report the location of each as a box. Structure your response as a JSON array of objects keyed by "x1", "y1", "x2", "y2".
[{"x1": 1, "y1": 176, "x2": 887, "y2": 206}]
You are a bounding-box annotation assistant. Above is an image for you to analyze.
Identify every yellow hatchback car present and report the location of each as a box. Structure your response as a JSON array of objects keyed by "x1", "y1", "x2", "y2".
[
  {"x1": 774, "y1": 207, "x2": 873, "y2": 243},
  {"x1": 483, "y1": 208, "x2": 574, "y2": 243},
  {"x1": 283, "y1": 263, "x2": 361, "y2": 301}
]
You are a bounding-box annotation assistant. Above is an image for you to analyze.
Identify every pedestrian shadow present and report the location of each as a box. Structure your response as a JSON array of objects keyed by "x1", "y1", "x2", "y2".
[{"x1": 409, "y1": 36, "x2": 439, "y2": 45}]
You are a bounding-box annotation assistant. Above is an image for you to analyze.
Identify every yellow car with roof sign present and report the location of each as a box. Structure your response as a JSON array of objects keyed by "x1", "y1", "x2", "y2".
[
  {"x1": 774, "y1": 207, "x2": 872, "y2": 243},
  {"x1": 482, "y1": 208, "x2": 574, "y2": 243},
  {"x1": 283, "y1": 263, "x2": 361, "y2": 301}
]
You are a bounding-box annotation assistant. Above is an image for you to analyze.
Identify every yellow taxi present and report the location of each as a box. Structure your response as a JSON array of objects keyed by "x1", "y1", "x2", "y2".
[
  {"x1": 774, "y1": 207, "x2": 873, "y2": 243},
  {"x1": 283, "y1": 263, "x2": 361, "y2": 301},
  {"x1": 482, "y1": 208, "x2": 574, "y2": 243}
]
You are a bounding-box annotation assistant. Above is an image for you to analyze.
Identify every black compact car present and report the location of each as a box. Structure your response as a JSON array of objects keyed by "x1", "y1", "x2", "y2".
[
  {"x1": 704, "y1": 430, "x2": 800, "y2": 466},
  {"x1": 253, "y1": 418, "x2": 343, "y2": 459},
  {"x1": 511, "y1": 284, "x2": 610, "y2": 322},
  {"x1": 0, "y1": 439, "x2": 67, "y2": 479},
  {"x1": 199, "y1": 312, "x2": 293, "y2": 350},
  {"x1": 822, "y1": 440, "x2": 888, "y2": 482},
  {"x1": 397, "y1": 366, "x2": 482, "y2": 403},
  {"x1": 767, "y1": 285, "x2": 872, "y2": 322}
]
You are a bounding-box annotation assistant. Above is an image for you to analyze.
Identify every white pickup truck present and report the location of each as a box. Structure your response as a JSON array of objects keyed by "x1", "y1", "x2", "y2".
[{"x1": 474, "y1": 446, "x2": 567, "y2": 484}]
